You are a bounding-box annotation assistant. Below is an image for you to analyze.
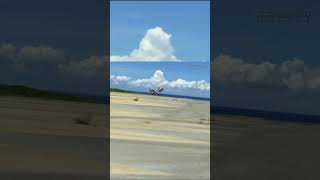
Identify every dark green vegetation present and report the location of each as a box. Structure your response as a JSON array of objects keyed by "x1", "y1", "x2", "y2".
[
  {"x1": 110, "y1": 88, "x2": 136, "y2": 94},
  {"x1": 0, "y1": 85, "x2": 136, "y2": 104},
  {"x1": 0, "y1": 84, "x2": 82, "y2": 102}
]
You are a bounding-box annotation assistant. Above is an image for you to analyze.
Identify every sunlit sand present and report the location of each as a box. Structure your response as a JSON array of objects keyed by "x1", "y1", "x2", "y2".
[
  {"x1": 0, "y1": 96, "x2": 108, "y2": 178},
  {"x1": 110, "y1": 92, "x2": 210, "y2": 179}
]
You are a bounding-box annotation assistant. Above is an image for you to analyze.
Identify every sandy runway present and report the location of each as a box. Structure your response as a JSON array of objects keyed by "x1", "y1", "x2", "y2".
[
  {"x1": 213, "y1": 114, "x2": 320, "y2": 180},
  {"x1": 110, "y1": 92, "x2": 210, "y2": 180},
  {"x1": 0, "y1": 96, "x2": 108, "y2": 179}
]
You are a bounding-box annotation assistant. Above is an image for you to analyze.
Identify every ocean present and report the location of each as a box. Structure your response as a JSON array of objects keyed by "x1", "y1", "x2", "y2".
[{"x1": 211, "y1": 105, "x2": 320, "y2": 123}]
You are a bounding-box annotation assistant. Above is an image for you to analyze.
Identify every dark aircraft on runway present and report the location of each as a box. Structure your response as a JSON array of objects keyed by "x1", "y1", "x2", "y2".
[{"x1": 148, "y1": 87, "x2": 164, "y2": 95}]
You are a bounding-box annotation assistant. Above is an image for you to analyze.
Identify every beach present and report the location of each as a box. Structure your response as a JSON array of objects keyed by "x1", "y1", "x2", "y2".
[
  {"x1": 213, "y1": 114, "x2": 320, "y2": 180},
  {"x1": 3, "y1": 93, "x2": 318, "y2": 180},
  {"x1": 110, "y1": 92, "x2": 210, "y2": 180},
  {"x1": 0, "y1": 96, "x2": 108, "y2": 179}
]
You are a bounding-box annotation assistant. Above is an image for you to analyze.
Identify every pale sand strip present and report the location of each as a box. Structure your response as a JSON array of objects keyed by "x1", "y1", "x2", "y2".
[
  {"x1": 110, "y1": 92, "x2": 210, "y2": 146},
  {"x1": 0, "y1": 96, "x2": 108, "y2": 138},
  {"x1": 111, "y1": 163, "x2": 169, "y2": 176},
  {"x1": 213, "y1": 114, "x2": 320, "y2": 180},
  {"x1": 0, "y1": 143, "x2": 107, "y2": 175},
  {"x1": 0, "y1": 96, "x2": 109, "y2": 177},
  {"x1": 111, "y1": 129, "x2": 208, "y2": 145},
  {"x1": 110, "y1": 92, "x2": 210, "y2": 179}
]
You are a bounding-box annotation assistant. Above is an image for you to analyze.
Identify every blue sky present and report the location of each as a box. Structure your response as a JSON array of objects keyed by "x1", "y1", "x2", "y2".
[
  {"x1": 215, "y1": 0, "x2": 320, "y2": 65},
  {"x1": 111, "y1": 1, "x2": 210, "y2": 62},
  {"x1": 110, "y1": 1, "x2": 210, "y2": 98},
  {"x1": 0, "y1": 0, "x2": 107, "y2": 95},
  {"x1": 111, "y1": 62, "x2": 210, "y2": 98}
]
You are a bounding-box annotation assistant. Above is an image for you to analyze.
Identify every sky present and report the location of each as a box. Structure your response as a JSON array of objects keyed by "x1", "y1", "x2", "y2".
[
  {"x1": 110, "y1": 1, "x2": 210, "y2": 98},
  {"x1": 4, "y1": 0, "x2": 319, "y2": 115},
  {"x1": 0, "y1": 0, "x2": 108, "y2": 95},
  {"x1": 213, "y1": 0, "x2": 320, "y2": 115},
  {"x1": 110, "y1": 1, "x2": 210, "y2": 62},
  {"x1": 0, "y1": 0, "x2": 210, "y2": 98},
  {"x1": 111, "y1": 62, "x2": 210, "y2": 98}
]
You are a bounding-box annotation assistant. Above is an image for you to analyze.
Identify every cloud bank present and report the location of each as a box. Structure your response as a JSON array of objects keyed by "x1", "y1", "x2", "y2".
[
  {"x1": 213, "y1": 54, "x2": 320, "y2": 92},
  {"x1": 110, "y1": 75, "x2": 131, "y2": 84},
  {"x1": 0, "y1": 43, "x2": 66, "y2": 64},
  {"x1": 0, "y1": 43, "x2": 108, "y2": 77},
  {"x1": 111, "y1": 70, "x2": 210, "y2": 91},
  {"x1": 58, "y1": 56, "x2": 106, "y2": 78},
  {"x1": 18, "y1": 46, "x2": 66, "y2": 64},
  {"x1": 111, "y1": 27, "x2": 179, "y2": 62}
]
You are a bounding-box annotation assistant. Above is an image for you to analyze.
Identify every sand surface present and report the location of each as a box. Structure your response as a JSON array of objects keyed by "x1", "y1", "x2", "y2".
[
  {"x1": 0, "y1": 96, "x2": 108, "y2": 179},
  {"x1": 110, "y1": 92, "x2": 210, "y2": 180},
  {"x1": 4, "y1": 93, "x2": 318, "y2": 179},
  {"x1": 213, "y1": 114, "x2": 320, "y2": 180},
  {"x1": 0, "y1": 93, "x2": 210, "y2": 179}
]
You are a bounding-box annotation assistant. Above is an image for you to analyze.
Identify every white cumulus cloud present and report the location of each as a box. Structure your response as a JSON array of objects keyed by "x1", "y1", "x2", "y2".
[
  {"x1": 0, "y1": 43, "x2": 67, "y2": 72},
  {"x1": 18, "y1": 45, "x2": 65, "y2": 63},
  {"x1": 110, "y1": 75, "x2": 131, "y2": 84},
  {"x1": 111, "y1": 27, "x2": 180, "y2": 62},
  {"x1": 0, "y1": 43, "x2": 66, "y2": 64},
  {"x1": 213, "y1": 53, "x2": 320, "y2": 92},
  {"x1": 128, "y1": 70, "x2": 210, "y2": 91},
  {"x1": 58, "y1": 56, "x2": 106, "y2": 78}
]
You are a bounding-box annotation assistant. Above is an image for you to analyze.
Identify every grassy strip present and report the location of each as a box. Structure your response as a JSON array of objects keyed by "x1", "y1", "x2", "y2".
[
  {"x1": 0, "y1": 85, "x2": 139, "y2": 103},
  {"x1": 110, "y1": 88, "x2": 136, "y2": 94},
  {"x1": 0, "y1": 84, "x2": 81, "y2": 102}
]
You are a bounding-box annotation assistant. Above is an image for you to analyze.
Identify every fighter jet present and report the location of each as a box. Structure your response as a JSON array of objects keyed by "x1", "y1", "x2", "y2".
[{"x1": 149, "y1": 87, "x2": 164, "y2": 95}]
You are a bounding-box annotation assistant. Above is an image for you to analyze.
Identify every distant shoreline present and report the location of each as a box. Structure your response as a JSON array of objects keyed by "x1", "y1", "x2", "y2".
[
  {"x1": 3, "y1": 84, "x2": 319, "y2": 123},
  {"x1": 0, "y1": 84, "x2": 108, "y2": 104},
  {"x1": 110, "y1": 88, "x2": 210, "y2": 101},
  {"x1": 212, "y1": 105, "x2": 320, "y2": 124}
]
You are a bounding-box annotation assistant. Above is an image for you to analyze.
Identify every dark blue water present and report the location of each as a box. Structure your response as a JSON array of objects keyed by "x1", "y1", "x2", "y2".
[
  {"x1": 134, "y1": 92, "x2": 210, "y2": 101},
  {"x1": 211, "y1": 106, "x2": 320, "y2": 124},
  {"x1": 70, "y1": 91, "x2": 210, "y2": 104},
  {"x1": 74, "y1": 93, "x2": 109, "y2": 104}
]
